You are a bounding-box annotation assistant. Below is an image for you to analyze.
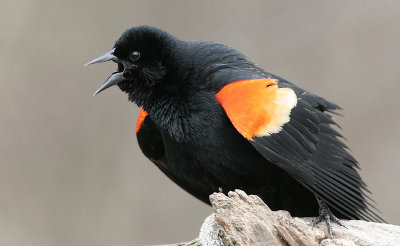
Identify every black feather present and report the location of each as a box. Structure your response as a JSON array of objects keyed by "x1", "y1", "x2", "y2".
[{"x1": 92, "y1": 26, "x2": 383, "y2": 223}]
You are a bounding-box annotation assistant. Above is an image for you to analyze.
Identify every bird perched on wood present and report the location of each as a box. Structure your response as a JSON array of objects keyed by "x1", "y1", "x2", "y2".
[{"x1": 85, "y1": 25, "x2": 383, "y2": 237}]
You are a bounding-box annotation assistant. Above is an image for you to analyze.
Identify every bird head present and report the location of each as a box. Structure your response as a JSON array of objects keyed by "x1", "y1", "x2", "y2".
[{"x1": 85, "y1": 25, "x2": 177, "y2": 100}]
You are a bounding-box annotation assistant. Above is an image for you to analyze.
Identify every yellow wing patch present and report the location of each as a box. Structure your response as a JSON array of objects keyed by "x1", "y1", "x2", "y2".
[{"x1": 215, "y1": 79, "x2": 297, "y2": 141}]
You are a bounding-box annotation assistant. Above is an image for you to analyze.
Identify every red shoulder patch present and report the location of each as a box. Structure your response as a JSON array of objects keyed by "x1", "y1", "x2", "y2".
[
  {"x1": 215, "y1": 79, "x2": 297, "y2": 141},
  {"x1": 136, "y1": 108, "x2": 148, "y2": 133}
]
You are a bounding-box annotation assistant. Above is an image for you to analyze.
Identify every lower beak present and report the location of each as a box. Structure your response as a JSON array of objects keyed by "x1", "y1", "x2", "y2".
[{"x1": 93, "y1": 72, "x2": 125, "y2": 96}]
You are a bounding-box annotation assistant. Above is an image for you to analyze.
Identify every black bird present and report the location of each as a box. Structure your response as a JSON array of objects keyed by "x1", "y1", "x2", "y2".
[{"x1": 86, "y1": 25, "x2": 383, "y2": 237}]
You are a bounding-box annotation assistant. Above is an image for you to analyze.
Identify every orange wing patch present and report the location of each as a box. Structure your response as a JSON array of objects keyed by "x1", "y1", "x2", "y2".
[
  {"x1": 136, "y1": 108, "x2": 148, "y2": 133},
  {"x1": 216, "y1": 79, "x2": 297, "y2": 141}
]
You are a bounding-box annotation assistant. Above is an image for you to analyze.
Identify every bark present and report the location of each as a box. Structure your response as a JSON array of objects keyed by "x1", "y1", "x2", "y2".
[{"x1": 158, "y1": 190, "x2": 400, "y2": 246}]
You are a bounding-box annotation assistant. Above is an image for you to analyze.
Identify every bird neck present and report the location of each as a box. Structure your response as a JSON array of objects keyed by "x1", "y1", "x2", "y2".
[{"x1": 140, "y1": 90, "x2": 194, "y2": 142}]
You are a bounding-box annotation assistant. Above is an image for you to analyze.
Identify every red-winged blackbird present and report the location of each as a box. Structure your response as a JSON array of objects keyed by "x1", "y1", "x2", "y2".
[{"x1": 86, "y1": 25, "x2": 383, "y2": 237}]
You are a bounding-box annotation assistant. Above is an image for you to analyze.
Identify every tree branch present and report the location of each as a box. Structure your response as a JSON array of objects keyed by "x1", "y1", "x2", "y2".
[{"x1": 158, "y1": 190, "x2": 400, "y2": 246}]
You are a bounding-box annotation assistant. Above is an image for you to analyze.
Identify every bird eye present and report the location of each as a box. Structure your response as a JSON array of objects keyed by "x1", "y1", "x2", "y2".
[{"x1": 130, "y1": 51, "x2": 140, "y2": 61}]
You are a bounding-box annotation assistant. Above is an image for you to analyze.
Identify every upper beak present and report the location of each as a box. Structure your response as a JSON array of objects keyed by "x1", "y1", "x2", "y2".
[
  {"x1": 85, "y1": 48, "x2": 126, "y2": 96},
  {"x1": 84, "y1": 48, "x2": 117, "y2": 66}
]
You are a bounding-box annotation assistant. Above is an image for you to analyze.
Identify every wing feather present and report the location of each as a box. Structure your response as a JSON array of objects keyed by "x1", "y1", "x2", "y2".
[{"x1": 216, "y1": 78, "x2": 383, "y2": 222}]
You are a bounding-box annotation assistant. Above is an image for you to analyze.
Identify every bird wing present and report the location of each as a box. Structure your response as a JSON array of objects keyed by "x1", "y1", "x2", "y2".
[
  {"x1": 135, "y1": 109, "x2": 211, "y2": 204},
  {"x1": 136, "y1": 109, "x2": 165, "y2": 161},
  {"x1": 216, "y1": 78, "x2": 382, "y2": 221}
]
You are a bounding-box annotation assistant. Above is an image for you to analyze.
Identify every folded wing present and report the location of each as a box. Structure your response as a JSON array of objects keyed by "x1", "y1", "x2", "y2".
[{"x1": 216, "y1": 78, "x2": 382, "y2": 222}]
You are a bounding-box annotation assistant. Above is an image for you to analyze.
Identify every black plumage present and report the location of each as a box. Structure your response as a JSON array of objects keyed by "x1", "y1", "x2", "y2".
[{"x1": 86, "y1": 25, "x2": 383, "y2": 228}]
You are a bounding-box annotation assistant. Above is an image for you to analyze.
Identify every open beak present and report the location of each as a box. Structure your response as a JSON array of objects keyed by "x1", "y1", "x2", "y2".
[{"x1": 85, "y1": 48, "x2": 126, "y2": 96}]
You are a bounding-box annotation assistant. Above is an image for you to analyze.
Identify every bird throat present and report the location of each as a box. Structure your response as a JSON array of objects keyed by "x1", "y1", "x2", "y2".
[{"x1": 131, "y1": 89, "x2": 191, "y2": 142}]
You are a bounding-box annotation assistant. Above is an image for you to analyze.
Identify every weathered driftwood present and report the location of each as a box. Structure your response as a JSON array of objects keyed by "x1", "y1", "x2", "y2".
[{"x1": 158, "y1": 190, "x2": 400, "y2": 246}]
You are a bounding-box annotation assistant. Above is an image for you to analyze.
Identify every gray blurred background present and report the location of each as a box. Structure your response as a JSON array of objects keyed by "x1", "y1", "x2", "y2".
[{"x1": 1, "y1": 0, "x2": 399, "y2": 245}]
